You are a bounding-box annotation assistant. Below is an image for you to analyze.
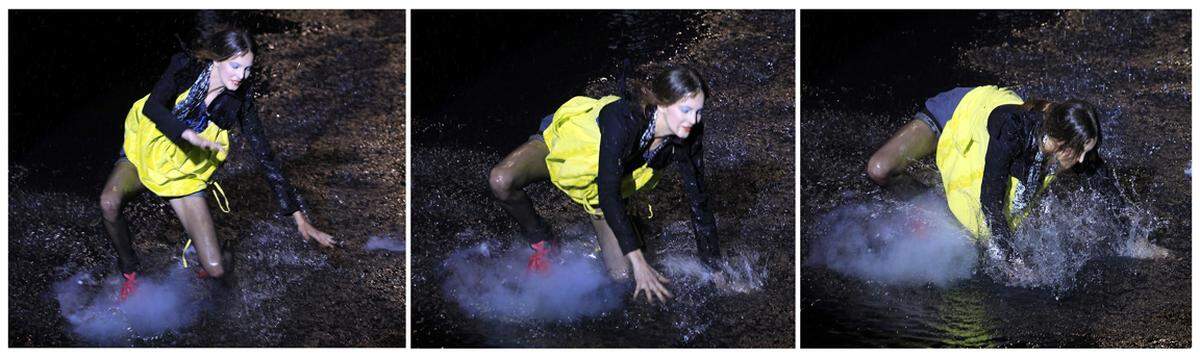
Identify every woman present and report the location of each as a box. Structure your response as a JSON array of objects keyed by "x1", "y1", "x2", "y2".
[
  {"x1": 866, "y1": 85, "x2": 1102, "y2": 258},
  {"x1": 488, "y1": 66, "x2": 721, "y2": 304},
  {"x1": 98, "y1": 24, "x2": 335, "y2": 301}
]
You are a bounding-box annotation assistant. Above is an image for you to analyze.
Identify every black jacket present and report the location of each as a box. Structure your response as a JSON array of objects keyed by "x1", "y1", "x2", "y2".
[
  {"x1": 979, "y1": 105, "x2": 1044, "y2": 244},
  {"x1": 144, "y1": 52, "x2": 303, "y2": 217},
  {"x1": 595, "y1": 98, "x2": 720, "y2": 263}
]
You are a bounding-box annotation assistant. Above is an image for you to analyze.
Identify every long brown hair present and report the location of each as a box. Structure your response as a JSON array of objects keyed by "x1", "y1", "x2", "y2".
[
  {"x1": 1021, "y1": 99, "x2": 1102, "y2": 159},
  {"x1": 637, "y1": 66, "x2": 710, "y2": 111},
  {"x1": 192, "y1": 11, "x2": 255, "y2": 62}
]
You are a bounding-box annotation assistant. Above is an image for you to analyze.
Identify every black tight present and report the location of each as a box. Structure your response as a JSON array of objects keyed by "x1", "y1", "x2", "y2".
[
  {"x1": 99, "y1": 159, "x2": 143, "y2": 274},
  {"x1": 489, "y1": 140, "x2": 641, "y2": 280},
  {"x1": 488, "y1": 139, "x2": 554, "y2": 245},
  {"x1": 98, "y1": 159, "x2": 225, "y2": 277}
]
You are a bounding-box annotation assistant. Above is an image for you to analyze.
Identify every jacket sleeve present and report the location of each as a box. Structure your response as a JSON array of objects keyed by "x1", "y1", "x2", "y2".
[
  {"x1": 674, "y1": 122, "x2": 720, "y2": 265},
  {"x1": 239, "y1": 92, "x2": 305, "y2": 217},
  {"x1": 596, "y1": 106, "x2": 642, "y2": 255},
  {"x1": 979, "y1": 111, "x2": 1016, "y2": 251},
  {"x1": 142, "y1": 53, "x2": 192, "y2": 147}
]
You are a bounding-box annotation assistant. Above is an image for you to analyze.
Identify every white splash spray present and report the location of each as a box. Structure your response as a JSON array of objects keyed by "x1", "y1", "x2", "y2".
[
  {"x1": 986, "y1": 187, "x2": 1167, "y2": 289},
  {"x1": 442, "y1": 239, "x2": 625, "y2": 323},
  {"x1": 53, "y1": 268, "x2": 207, "y2": 345},
  {"x1": 365, "y1": 235, "x2": 406, "y2": 252},
  {"x1": 806, "y1": 192, "x2": 978, "y2": 287},
  {"x1": 659, "y1": 251, "x2": 768, "y2": 295}
]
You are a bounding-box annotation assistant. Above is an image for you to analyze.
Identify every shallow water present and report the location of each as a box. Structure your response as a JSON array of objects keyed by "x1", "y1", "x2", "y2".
[
  {"x1": 412, "y1": 10, "x2": 794, "y2": 347},
  {"x1": 801, "y1": 10, "x2": 1190, "y2": 347},
  {"x1": 9, "y1": 11, "x2": 406, "y2": 347}
]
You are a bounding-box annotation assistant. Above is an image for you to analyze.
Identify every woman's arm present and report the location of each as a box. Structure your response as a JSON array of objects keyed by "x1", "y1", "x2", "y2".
[
  {"x1": 239, "y1": 95, "x2": 335, "y2": 247},
  {"x1": 142, "y1": 53, "x2": 193, "y2": 147},
  {"x1": 597, "y1": 105, "x2": 672, "y2": 302},
  {"x1": 980, "y1": 111, "x2": 1017, "y2": 254},
  {"x1": 596, "y1": 106, "x2": 641, "y2": 255},
  {"x1": 238, "y1": 95, "x2": 304, "y2": 217},
  {"x1": 674, "y1": 122, "x2": 720, "y2": 266}
]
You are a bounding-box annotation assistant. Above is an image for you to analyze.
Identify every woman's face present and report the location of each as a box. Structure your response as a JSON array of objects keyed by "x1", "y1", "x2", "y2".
[
  {"x1": 659, "y1": 91, "x2": 706, "y2": 139},
  {"x1": 1043, "y1": 136, "x2": 1097, "y2": 170},
  {"x1": 213, "y1": 51, "x2": 254, "y2": 91}
]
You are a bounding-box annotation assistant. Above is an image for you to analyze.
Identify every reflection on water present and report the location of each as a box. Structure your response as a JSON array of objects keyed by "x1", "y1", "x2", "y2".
[{"x1": 932, "y1": 288, "x2": 994, "y2": 347}]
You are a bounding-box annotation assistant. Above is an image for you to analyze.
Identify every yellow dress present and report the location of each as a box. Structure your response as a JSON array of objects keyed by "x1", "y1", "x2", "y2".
[
  {"x1": 542, "y1": 96, "x2": 659, "y2": 215},
  {"x1": 122, "y1": 89, "x2": 230, "y2": 197}
]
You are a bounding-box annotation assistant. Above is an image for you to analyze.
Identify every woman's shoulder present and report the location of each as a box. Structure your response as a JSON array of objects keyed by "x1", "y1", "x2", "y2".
[
  {"x1": 599, "y1": 97, "x2": 645, "y2": 119},
  {"x1": 161, "y1": 52, "x2": 203, "y2": 84},
  {"x1": 165, "y1": 52, "x2": 200, "y2": 71},
  {"x1": 986, "y1": 104, "x2": 1040, "y2": 145},
  {"x1": 987, "y1": 104, "x2": 1027, "y2": 126}
]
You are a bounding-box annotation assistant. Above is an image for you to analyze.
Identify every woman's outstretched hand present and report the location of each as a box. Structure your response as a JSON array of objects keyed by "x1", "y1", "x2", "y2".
[
  {"x1": 181, "y1": 129, "x2": 226, "y2": 155},
  {"x1": 627, "y1": 250, "x2": 673, "y2": 304},
  {"x1": 292, "y1": 211, "x2": 336, "y2": 248}
]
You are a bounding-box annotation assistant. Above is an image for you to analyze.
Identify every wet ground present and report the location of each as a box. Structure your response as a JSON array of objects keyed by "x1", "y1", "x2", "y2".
[
  {"x1": 411, "y1": 10, "x2": 794, "y2": 347},
  {"x1": 801, "y1": 10, "x2": 1190, "y2": 347},
  {"x1": 8, "y1": 10, "x2": 406, "y2": 347}
]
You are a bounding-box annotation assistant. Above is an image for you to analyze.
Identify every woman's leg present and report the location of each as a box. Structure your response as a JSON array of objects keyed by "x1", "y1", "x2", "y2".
[
  {"x1": 590, "y1": 211, "x2": 632, "y2": 281},
  {"x1": 866, "y1": 118, "x2": 938, "y2": 186},
  {"x1": 99, "y1": 159, "x2": 145, "y2": 274},
  {"x1": 489, "y1": 139, "x2": 553, "y2": 244},
  {"x1": 169, "y1": 192, "x2": 225, "y2": 278}
]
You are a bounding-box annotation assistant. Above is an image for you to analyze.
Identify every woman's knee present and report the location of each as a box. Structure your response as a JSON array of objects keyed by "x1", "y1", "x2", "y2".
[
  {"x1": 99, "y1": 191, "x2": 124, "y2": 222},
  {"x1": 865, "y1": 154, "x2": 894, "y2": 185},
  {"x1": 488, "y1": 165, "x2": 518, "y2": 201},
  {"x1": 203, "y1": 260, "x2": 226, "y2": 278}
]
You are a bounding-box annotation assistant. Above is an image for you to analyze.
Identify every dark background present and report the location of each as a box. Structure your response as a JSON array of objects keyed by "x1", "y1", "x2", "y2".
[
  {"x1": 412, "y1": 10, "x2": 695, "y2": 150},
  {"x1": 8, "y1": 10, "x2": 294, "y2": 193},
  {"x1": 801, "y1": 10, "x2": 1051, "y2": 113}
]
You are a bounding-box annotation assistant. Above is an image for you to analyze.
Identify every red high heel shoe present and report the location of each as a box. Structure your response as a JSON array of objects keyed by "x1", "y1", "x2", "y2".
[
  {"x1": 526, "y1": 241, "x2": 556, "y2": 275},
  {"x1": 118, "y1": 272, "x2": 138, "y2": 302}
]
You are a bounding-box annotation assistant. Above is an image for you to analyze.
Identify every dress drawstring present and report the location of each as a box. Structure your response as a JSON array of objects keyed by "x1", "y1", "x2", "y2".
[
  {"x1": 210, "y1": 181, "x2": 230, "y2": 214},
  {"x1": 180, "y1": 238, "x2": 194, "y2": 268}
]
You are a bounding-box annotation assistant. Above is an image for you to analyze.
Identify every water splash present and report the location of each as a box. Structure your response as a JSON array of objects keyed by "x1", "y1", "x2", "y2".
[
  {"x1": 659, "y1": 251, "x2": 768, "y2": 295},
  {"x1": 984, "y1": 186, "x2": 1166, "y2": 290},
  {"x1": 52, "y1": 268, "x2": 208, "y2": 345},
  {"x1": 365, "y1": 235, "x2": 406, "y2": 252},
  {"x1": 442, "y1": 238, "x2": 625, "y2": 323},
  {"x1": 807, "y1": 192, "x2": 979, "y2": 287}
]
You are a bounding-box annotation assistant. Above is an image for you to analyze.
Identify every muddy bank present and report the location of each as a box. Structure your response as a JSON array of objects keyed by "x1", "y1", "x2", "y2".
[
  {"x1": 800, "y1": 10, "x2": 1189, "y2": 347},
  {"x1": 412, "y1": 10, "x2": 794, "y2": 347},
  {"x1": 8, "y1": 10, "x2": 405, "y2": 347}
]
